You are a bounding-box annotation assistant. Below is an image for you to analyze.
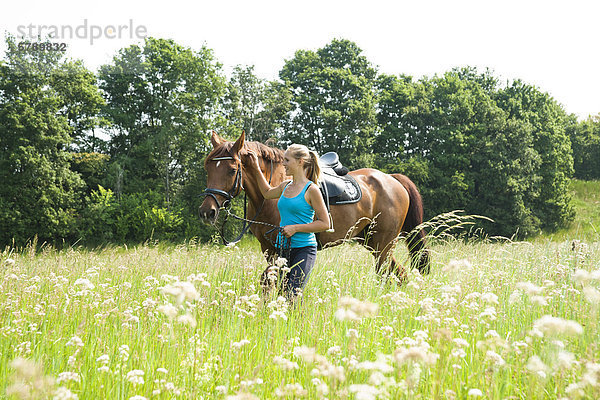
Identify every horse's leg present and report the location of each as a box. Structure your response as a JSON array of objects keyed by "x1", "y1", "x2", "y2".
[{"x1": 365, "y1": 231, "x2": 406, "y2": 283}]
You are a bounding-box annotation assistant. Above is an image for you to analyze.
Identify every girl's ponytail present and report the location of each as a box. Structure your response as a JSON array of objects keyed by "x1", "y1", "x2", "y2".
[{"x1": 307, "y1": 150, "x2": 322, "y2": 185}]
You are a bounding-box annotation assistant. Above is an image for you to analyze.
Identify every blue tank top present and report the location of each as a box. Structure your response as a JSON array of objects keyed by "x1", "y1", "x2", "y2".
[{"x1": 277, "y1": 181, "x2": 317, "y2": 248}]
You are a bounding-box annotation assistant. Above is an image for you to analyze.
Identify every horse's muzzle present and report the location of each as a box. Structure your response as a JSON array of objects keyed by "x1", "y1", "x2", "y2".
[{"x1": 199, "y1": 203, "x2": 219, "y2": 224}]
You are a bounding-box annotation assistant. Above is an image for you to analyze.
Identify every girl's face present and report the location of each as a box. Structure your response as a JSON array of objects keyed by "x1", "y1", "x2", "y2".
[{"x1": 283, "y1": 151, "x2": 303, "y2": 175}]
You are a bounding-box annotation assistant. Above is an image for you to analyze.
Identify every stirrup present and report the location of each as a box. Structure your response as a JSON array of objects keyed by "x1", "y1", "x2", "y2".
[{"x1": 326, "y1": 212, "x2": 335, "y2": 233}]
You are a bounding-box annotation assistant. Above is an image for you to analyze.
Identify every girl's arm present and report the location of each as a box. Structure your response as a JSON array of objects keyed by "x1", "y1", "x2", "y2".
[{"x1": 246, "y1": 152, "x2": 287, "y2": 199}]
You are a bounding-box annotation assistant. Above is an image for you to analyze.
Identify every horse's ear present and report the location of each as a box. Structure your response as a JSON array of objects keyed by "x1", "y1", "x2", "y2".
[
  {"x1": 210, "y1": 131, "x2": 223, "y2": 148},
  {"x1": 232, "y1": 131, "x2": 245, "y2": 155}
]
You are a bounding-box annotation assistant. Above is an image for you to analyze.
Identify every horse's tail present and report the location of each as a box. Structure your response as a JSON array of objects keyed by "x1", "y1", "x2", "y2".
[{"x1": 392, "y1": 174, "x2": 431, "y2": 274}]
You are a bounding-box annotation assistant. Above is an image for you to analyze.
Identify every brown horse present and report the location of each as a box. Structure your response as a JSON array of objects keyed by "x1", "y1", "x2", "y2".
[{"x1": 199, "y1": 132, "x2": 430, "y2": 278}]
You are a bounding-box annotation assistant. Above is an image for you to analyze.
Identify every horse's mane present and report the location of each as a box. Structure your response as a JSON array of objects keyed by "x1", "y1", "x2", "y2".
[
  {"x1": 207, "y1": 140, "x2": 284, "y2": 164},
  {"x1": 245, "y1": 141, "x2": 285, "y2": 163}
]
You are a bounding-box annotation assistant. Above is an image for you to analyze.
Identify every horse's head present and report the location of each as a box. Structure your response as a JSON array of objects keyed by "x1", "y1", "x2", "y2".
[{"x1": 199, "y1": 131, "x2": 246, "y2": 224}]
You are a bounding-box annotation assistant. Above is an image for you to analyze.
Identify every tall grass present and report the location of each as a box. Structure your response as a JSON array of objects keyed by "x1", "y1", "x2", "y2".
[{"x1": 1, "y1": 231, "x2": 599, "y2": 399}]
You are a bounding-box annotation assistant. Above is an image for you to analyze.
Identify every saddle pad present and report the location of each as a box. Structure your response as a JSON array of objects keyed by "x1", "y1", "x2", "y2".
[{"x1": 320, "y1": 173, "x2": 362, "y2": 205}]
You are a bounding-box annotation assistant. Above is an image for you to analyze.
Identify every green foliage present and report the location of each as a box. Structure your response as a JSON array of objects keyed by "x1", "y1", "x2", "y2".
[
  {"x1": 540, "y1": 179, "x2": 600, "y2": 242},
  {"x1": 376, "y1": 68, "x2": 574, "y2": 237},
  {"x1": 495, "y1": 79, "x2": 575, "y2": 232},
  {"x1": 0, "y1": 35, "x2": 86, "y2": 246},
  {"x1": 70, "y1": 152, "x2": 110, "y2": 195},
  {"x1": 98, "y1": 37, "x2": 226, "y2": 204},
  {"x1": 220, "y1": 65, "x2": 292, "y2": 143},
  {"x1": 0, "y1": 35, "x2": 590, "y2": 246},
  {"x1": 279, "y1": 39, "x2": 378, "y2": 169},
  {"x1": 78, "y1": 186, "x2": 186, "y2": 244},
  {"x1": 569, "y1": 115, "x2": 600, "y2": 180}
]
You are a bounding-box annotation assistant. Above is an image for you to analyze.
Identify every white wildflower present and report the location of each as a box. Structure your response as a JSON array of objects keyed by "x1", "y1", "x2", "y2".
[
  {"x1": 157, "y1": 304, "x2": 178, "y2": 319},
  {"x1": 481, "y1": 292, "x2": 499, "y2": 305},
  {"x1": 526, "y1": 356, "x2": 549, "y2": 379},
  {"x1": 349, "y1": 384, "x2": 380, "y2": 400},
  {"x1": 484, "y1": 330, "x2": 500, "y2": 338},
  {"x1": 126, "y1": 369, "x2": 145, "y2": 385},
  {"x1": 478, "y1": 306, "x2": 497, "y2": 321},
  {"x1": 443, "y1": 259, "x2": 472, "y2": 273},
  {"x1": 556, "y1": 351, "x2": 577, "y2": 370},
  {"x1": 119, "y1": 345, "x2": 130, "y2": 362},
  {"x1": 583, "y1": 286, "x2": 600, "y2": 305},
  {"x1": 355, "y1": 354, "x2": 394, "y2": 373},
  {"x1": 516, "y1": 281, "x2": 543, "y2": 295},
  {"x1": 53, "y1": 387, "x2": 78, "y2": 400},
  {"x1": 96, "y1": 354, "x2": 109, "y2": 364},
  {"x1": 467, "y1": 388, "x2": 483, "y2": 397},
  {"x1": 231, "y1": 339, "x2": 251, "y2": 350},
  {"x1": 57, "y1": 372, "x2": 81, "y2": 383},
  {"x1": 161, "y1": 281, "x2": 199, "y2": 305},
  {"x1": 66, "y1": 336, "x2": 84, "y2": 348},
  {"x1": 394, "y1": 346, "x2": 439, "y2": 365},
  {"x1": 267, "y1": 296, "x2": 289, "y2": 321},
  {"x1": 531, "y1": 295, "x2": 548, "y2": 306},
  {"x1": 533, "y1": 315, "x2": 583, "y2": 336},
  {"x1": 335, "y1": 296, "x2": 378, "y2": 321},
  {"x1": 582, "y1": 362, "x2": 600, "y2": 387},
  {"x1": 274, "y1": 257, "x2": 287, "y2": 267},
  {"x1": 177, "y1": 313, "x2": 197, "y2": 328},
  {"x1": 565, "y1": 382, "x2": 585, "y2": 397},
  {"x1": 451, "y1": 348, "x2": 466, "y2": 359},
  {"x1": 73, "y1": 278, "x2": 94, "y2": 291},
  {"x1": 573, "y1": 269, "x2": 591, "y2": 285},
  {"x1": 275, "y1": 383, "x2": 306, "y2": 397},
  {"x1": 485, "y1": 350, "x2": 506, "y2": 367},
  {"x1": 273, "y1": 356, "x2": 299, "y2": 370},
  {"x1": 312, "y1": 378, "x2": 329, "y2": 396}
]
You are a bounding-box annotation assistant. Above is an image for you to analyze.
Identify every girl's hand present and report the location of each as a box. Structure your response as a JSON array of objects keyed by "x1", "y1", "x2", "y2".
[
  {"x1": 282, "y1": 225, "x2": 297, "y2": 238},
  {"x1": 246, "y1": 151, "x2": 260, "y2": 170}
]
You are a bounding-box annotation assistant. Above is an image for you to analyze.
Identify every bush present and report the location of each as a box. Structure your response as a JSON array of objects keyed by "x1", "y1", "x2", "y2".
[{"x1": 78, "y1": 186, "x2": 186, "y2": 244}]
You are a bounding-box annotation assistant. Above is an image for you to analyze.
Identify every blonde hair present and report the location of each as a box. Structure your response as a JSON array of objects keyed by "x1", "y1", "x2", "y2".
[{"x1": 287, "y1": 144, "x2": 322, "y2": 184}]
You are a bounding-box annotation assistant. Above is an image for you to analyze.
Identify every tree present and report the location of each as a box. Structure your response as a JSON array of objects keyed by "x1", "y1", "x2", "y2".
[
  {"x1": 495, "y1": 80, "x2": 575, "y2": 231},
  {"x1": 569, "y1": 114, "x2": 600, "y2": 180},
  {"x1": 0, "y1": 36, "x2": 88, "y2": 245},
  {"x1": 221, "y1": 65, "x2": 292, "y2": 143},
  {"x1": 375, "y1": 68, "x2": 571, "y2": 237},
  {"x1": 98, "y1": 37, "x2": 225, "y2": 206},
  {"x1": 279, "y1": 39, "x2": 378, "y2": 168},
  {"x1": 52, "y1": 60, "x2": 107, "y2": 152}
]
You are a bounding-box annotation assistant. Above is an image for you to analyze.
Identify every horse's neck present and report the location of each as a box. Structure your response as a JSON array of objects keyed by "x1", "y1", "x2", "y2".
[{"x1": 244, "y1": 159, "x2": 285, "y2": 220}]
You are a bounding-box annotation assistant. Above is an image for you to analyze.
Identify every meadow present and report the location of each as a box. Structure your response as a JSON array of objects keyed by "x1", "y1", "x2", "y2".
[{"x1": 1, "y1": 228, "x2": 599, "y2": 399}]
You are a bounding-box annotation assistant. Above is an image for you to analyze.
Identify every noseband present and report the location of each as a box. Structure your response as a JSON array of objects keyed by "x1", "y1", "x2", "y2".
[{"x1": 201, "y1": 156, "x2": 243, "y2": 209}]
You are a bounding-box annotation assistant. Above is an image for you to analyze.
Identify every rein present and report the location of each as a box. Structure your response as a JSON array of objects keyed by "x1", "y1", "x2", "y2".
[{"x1": 201, "y1": 156, "x2": 288, "y2": 255}]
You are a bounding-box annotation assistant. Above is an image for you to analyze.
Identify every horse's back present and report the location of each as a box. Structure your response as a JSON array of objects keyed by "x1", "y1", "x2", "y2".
[
  {"x1": 349, "y1": 168, "x2": 410, "y2": 207},
  {"x1": 319, "y1": 168, "x2": 409, "y2": 244}
]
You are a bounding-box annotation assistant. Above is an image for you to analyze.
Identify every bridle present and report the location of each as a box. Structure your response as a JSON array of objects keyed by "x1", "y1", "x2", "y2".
[
  {"x1": 200, "y1": 155, "x2": 279, "y2": 247},
  {"x1": 201, "y1": 156, "x2": 244, "y2": 209}
]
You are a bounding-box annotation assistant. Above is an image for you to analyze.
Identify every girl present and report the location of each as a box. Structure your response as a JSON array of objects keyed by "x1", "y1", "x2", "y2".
[{"x1": 248, "y1": 144, "x2": 330, "y2": 300}]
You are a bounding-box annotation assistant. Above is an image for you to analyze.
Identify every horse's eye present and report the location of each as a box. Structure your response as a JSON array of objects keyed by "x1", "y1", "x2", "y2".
[{"x1": 229, "y1": 169, "x2": 237, "y2": 176}]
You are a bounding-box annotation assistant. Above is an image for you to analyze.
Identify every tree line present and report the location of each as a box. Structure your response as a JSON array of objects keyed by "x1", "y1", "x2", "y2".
[{"x1": 1, "y1": 36, "x2": 598, "y2": 247}]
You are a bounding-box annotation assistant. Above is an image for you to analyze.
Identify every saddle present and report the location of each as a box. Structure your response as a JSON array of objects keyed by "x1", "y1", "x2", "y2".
[{"x1": 318, "y1": 152, "x2": 362, "y2": 206}]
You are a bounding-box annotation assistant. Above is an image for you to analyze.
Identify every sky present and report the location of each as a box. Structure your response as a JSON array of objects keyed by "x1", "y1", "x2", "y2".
[{"x1": 2, "y1": 0, "x2": 599, "y2": 119}]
